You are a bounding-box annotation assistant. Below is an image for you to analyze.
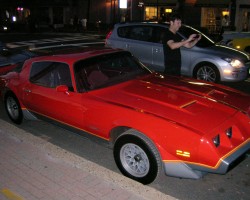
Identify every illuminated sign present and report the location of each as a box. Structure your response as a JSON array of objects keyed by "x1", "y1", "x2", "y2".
[{"x1": 119, "y1": 0, "x2": 127, "y2": 9}]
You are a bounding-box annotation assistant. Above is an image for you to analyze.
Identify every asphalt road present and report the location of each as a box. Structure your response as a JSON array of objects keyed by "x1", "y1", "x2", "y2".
[{"x1": 0, "y1": 32, "x2": 250, "y2": 200}]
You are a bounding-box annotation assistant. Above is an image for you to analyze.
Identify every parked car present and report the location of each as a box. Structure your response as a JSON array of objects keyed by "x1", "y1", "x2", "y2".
[
  {"x1": 105, "y1": 22, "x2": 250, "y2": 83},
  {"x1": 1, "y1": 47, "x2": 250, "y2": 184},
  {"x1": 0, "y1": 23, "x2": 9, "y2": 32},
  {"x1": 221, "y1": 31, "x2": 250, "y2": 53},
  {"x1": 222, "y1": 31, "x2": 250, "y2": 42},
  {"x1": 226, "y1": 37, "x2": 250, "y2": 54},
  {"x1": 0, "y1": 46, "x2": 36, "y2": 75},
  {"x1": 0, "y1": 63, "x2": 20, "y2": 76}
]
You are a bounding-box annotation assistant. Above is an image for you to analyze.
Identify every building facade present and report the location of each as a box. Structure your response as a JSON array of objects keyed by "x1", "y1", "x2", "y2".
[
  {"x1": 0, "y1": 0, "x2": 249, "y2": 33},
  {"x1": 235, "y1": 0, "x2": 250, "y2": 31}
]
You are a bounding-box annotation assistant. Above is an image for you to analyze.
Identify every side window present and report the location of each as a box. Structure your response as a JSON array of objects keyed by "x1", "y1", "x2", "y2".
[
  {"x1": 117, "y1": 26, "x2": 131, "y2": 38},
  {"x1": 130, "y1": 26, "x2": 153, "y2": 42},
  {"x1": 151, "y1": 27, "x2": 167, "y2": 43},
  {"x1": 117, "y1": 26, "x2": 154, "y2": 42},
  {"x1": 29, "y1": 61, "x2": 73, "y2": 91}
]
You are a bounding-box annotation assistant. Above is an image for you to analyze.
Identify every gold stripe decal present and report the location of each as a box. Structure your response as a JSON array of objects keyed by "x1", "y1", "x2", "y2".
[
  {"x1": 180, "y1": 100, "x2": 196, "y2": 109},
  {"x1": 176, "y1": 150, "x2": 190, "y2": 157}
]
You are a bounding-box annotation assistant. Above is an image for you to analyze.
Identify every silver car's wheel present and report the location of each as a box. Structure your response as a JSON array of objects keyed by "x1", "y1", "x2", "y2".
[
  {"x1": 195, "y1": 64, "x2": 220, "y2": 83},
  {"x1": 114, "y1": 129, "x2": 161, "y2": 184},
  {"x1": 5, "y1": 93, "x2": 23, "y2": 124},
  {"x1": 120, "y1": 143, "x2": 150, "y2": 177}
]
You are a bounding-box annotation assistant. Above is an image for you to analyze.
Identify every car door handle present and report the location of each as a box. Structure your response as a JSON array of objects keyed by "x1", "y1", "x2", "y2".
[
  {"x1": 125, "y1": 44, "x2": 129, "y2": 49},
  {"x1": 153, "y1": 48, "x2": 161, "y2": 53}
]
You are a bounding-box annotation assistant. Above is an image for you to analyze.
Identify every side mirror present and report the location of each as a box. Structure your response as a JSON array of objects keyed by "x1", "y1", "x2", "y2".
[{"x1": 56, "y1": 85, "x2": 71, "y2": 95}]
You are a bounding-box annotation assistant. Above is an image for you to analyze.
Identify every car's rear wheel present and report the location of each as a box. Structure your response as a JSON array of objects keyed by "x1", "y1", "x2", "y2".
[
  {"x1": 194, "y1": 63, "x2": 220, "y2": 83},
  {"x1": 113, "y1": 129, "x2": 161, "y2": 184},
  {"x1": 4, "y1": 93, "x2": 23, "y2": 124}
]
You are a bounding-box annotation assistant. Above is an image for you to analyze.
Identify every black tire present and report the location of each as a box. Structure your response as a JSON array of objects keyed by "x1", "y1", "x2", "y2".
[
  {"x1": 226, "y1": 39, "x2": 233, "y2": 47},
  {"x1": 4, "y1": 93, "x2": 23, "y2": 124},
  {"x1": 113, "y1": 129, "x2": 161, "y2": 185},
  {"x1": 194, "y1": 63, "x2": 220, "y2": 83},
  {"x1": 244, "y1": 46, "x2": 250, "y2": 53}
]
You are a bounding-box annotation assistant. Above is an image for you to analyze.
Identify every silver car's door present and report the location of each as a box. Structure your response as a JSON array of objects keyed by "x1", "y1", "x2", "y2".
[
  {"x1": 126, "y1": 39, "x2": 153, "y2": 68},
  {"x1": 123, "y1": 26, "x2": 153, "y2": 68},
  {"x1": 152, "y1": 43, "x2": 164, "y2": 72},
  {"x1": 150, "y1": 26, "x2": 167, "y2": 72}
]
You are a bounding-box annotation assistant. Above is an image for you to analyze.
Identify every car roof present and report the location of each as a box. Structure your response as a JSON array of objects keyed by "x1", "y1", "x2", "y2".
[
  {"x1": 28, "y1": 46, "x2": 125, "y2": 63},
  {"x1": 114, "y1": 21, "x2": 169, "y2": 27}
]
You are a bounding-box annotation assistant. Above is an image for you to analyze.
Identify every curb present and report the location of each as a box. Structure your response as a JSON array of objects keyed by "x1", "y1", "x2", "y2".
[{"x1": 0, "y1": 119, "x2": 177, "y2": 200}]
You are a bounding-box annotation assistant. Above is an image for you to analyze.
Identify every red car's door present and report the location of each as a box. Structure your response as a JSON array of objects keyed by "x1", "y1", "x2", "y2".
[
  {"x1": 23, "y1": 84, "x2": 84, "y2": 127},
  {"x1": 22, "y1": 61, "x2": 84, "y2": 128}
]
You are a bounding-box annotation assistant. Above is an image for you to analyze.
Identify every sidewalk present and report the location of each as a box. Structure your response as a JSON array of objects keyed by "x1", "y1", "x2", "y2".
[{"x1": 0, "y1": 119, "x2": 176, "y2": 200}]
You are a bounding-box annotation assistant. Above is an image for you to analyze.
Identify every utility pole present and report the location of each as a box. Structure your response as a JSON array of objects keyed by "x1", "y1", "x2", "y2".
[
  {"x1": 177, "y1": 0, "x2": 185, "y2": 15},
  {"x1": 230, "y1": 0, "x2": 236, "y2": 30},
  {"x1": 156, "y1": 0, "x2": 159, "y2": 20},
  {"x1": 87, "y1": 0, "x2": 91, "y2": 22}
]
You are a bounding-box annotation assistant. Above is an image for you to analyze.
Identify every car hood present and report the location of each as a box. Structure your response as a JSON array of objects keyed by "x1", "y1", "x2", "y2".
[
  {"x1": 208, "y1": 44, "x2": 249, "y2": 61},
  {"x1": 93, "y1": 73, "x2": 250, "y2": 134}
]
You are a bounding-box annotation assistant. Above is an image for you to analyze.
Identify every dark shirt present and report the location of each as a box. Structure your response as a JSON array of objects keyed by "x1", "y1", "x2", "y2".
[{"x1": 162, "y1": 29, "x2": 182, "y2": 75}]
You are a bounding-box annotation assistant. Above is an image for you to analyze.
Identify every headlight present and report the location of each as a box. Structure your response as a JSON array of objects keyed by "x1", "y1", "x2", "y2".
[
  {"x1": 225, "y1": 127, "x2": 232, "y2": 138},
  {"x1": 223, "y1": 58, "x2": 244, "y2": 68}
]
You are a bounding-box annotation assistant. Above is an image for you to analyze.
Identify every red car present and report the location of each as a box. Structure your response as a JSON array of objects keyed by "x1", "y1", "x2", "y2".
[
  {"x1": 0, "y1": 63, "x2": 19, "y2": 75},
  {"x1": 0, "y1": 47, "x2": 36, "y2": 75},
  {"x1": 0, "y1": 47, "x2": 250, "y2": 184}
]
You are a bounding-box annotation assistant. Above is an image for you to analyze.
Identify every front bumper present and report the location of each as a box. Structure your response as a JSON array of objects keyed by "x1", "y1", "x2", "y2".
[
  {"x1": 220, "y1": 68, "x2": 249, "y2": 82},
  {"x1": 163, "y1": 140, "x2": 250, "y2": 179},
  {"x1": 220, "y1": 60, "x2": 250, "y2": 82}
]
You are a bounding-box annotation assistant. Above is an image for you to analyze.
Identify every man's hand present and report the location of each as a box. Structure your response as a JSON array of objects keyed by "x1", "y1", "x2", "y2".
[{"x1": 188, "y1": 34, "x2": 201, "y2": 42}]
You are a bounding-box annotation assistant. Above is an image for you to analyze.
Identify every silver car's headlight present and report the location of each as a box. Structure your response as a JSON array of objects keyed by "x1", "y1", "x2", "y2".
[{"x1": 223, "y1": 58, "x2": 244, "y2": 68}]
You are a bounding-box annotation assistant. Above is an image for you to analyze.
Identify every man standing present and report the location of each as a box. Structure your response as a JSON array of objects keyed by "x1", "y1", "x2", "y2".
[
  {"x1": 163, "y1": 14, "x2": 201, "y2": 75},
  {"x1": 81, "y1": 18, "x2": 87, "y2": 31}
]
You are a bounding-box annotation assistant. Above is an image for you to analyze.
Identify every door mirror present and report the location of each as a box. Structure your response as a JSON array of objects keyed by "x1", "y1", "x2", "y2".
[{"x1": 56, "y1": 85, "x2": 70, "y2": 95}]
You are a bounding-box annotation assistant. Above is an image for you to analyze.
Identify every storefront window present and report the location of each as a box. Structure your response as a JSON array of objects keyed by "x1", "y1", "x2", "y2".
[
  {"x1": 145, "y1": 6, "x2": 157, "y2": 20},
  {"x1": 201, "y1": 7, "x2": 228, "y2": 34}
]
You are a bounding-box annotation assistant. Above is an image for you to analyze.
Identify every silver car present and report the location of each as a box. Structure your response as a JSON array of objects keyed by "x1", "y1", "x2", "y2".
[{"x1": 105, "y1": 22, "x2": 250, "y2": 82}]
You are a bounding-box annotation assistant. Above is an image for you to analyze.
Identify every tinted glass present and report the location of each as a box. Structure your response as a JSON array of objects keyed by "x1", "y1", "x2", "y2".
[
  {"x1": 118, "y1": 26, "x2": 156, "y2": 42},
  {"x1": 30, "y1": 61, "x2": 73, "y2": 91},
  {"x1": 178, "y1": 26, "x2": 215, "y2": 48},
  {"x1": 74, "y1": 51, "x2": 150, "y2": 92}
]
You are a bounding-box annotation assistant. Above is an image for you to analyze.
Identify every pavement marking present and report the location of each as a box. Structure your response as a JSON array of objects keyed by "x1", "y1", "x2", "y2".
[
  {"x1": 1, "y1": 188, "x2": 24, "y2": 200},
  {"x1": 6, "y1": 36, "x2": 94, "y2": 48}
]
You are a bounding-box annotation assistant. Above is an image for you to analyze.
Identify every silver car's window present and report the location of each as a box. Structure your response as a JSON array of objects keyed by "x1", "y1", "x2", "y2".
[
  {"x1": 178, "y1": 26, "x2": 215, "y2": 47},
  {"x1": 118, "y1": 26, "x2": 155, "y2": 42}
]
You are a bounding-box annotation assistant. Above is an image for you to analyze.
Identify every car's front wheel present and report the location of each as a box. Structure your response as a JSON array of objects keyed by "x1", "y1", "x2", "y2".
[
  {"x1": 4, "y1": 93, "x2": 23, "y2": 124},
  {"x1": 244, "y1": 46, "x2": 250, "y2": 53},
  {"x1": 113, "y1": 130, "x2": 161, "y2": 184},
  {"x1": 194, "y1": 63, "x2": 220, "y2": 83}
]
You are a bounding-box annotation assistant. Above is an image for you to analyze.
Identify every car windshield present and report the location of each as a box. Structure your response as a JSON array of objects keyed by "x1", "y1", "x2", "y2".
[
  {"x1": 74, "y1": 51, "x2": 150, "y2": 92},
  {"x1": 178, "y1": 25, "x2": 215, "y2": 48}
]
